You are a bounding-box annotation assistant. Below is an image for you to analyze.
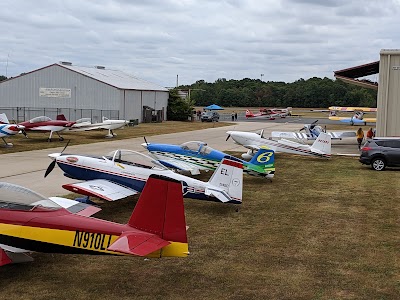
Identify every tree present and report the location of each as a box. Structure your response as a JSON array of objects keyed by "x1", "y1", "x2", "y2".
[
  {"x1": 0, "y1": 75, "x2": 7, "y2": 82},
  {"x1": 167, "y1": 89, "x2": 195, "y2": 121}
]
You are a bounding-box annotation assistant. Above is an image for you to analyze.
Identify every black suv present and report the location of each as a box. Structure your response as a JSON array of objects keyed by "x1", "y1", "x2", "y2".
[
  {"x1": 359, "y1": 138, "x2": 400, "y2": 171},
  {"x1": 201, "y1": 111, "x2": 219, "y2": 122}
]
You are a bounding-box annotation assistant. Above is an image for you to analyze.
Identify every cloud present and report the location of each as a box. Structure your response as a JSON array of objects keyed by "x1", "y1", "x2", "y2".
[{"x1": 1, "y1": 0, "x2": 400, "y2": 86}]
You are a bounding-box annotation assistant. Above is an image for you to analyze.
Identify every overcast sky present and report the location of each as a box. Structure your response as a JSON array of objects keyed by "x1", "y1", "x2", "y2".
[{"x1": 0, "y1": 0, "x2": 399, "y2": 87}]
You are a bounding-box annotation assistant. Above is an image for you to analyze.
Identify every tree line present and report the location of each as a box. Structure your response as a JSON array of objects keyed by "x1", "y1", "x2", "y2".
[{"x1": 179, "y1": 77, "x2": 377, "y2": 108}]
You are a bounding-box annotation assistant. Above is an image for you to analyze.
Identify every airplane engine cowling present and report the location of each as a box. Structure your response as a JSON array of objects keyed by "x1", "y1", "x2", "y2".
[{"x1": 241, "y1": 153, "x2": 253, "y2": 160}]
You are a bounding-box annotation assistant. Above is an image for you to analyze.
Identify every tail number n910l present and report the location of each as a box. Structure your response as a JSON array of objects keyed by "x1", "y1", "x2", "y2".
[{"x1": 73, "y1": 230, "x2": 113, "y2": 251}]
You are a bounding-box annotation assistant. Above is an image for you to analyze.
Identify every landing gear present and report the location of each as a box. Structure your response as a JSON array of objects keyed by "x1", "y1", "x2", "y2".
[
  {"x1": 1, "y1": 137, "x2": 13, "y2": 148},
  {"x1": 47, "y1": 131, "x2": 64, "y2": 142},
  {"x1": 105, "y1": 129, "x2": 116, "y2": 138}
]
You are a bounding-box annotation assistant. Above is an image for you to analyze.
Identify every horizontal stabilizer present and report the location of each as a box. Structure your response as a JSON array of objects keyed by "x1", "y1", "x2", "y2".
[
  {"x1": 108, "y1": 232, "x2": 170, "y2": 256},
  {"x1": 62, "y1": 179, "x2": 138, "y2": 201},
  {"x1": 204, "y1": 187, "x2": 231, "y2": 203}
]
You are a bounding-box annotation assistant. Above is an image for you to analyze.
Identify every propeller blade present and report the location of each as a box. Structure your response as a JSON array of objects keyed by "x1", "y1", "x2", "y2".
[
  {"x1": 226, "y1": 134, "x2": 231, "y2": 141},
  {"x1": 312, "y1": 119, "x2": 318, "y2": 124},
  {"x1": 21, "y1": 129, "x2": 28, "y2": 137},
  {"x1": 144, "y1": 136, "x2": 148, "y2": 145},
  {"x1": 44, "y1": 160, "x2": 56, "y2": 178},
  {"x1": 299, "y1": 127, "x2": 305, "y2": 131},
  {"x1": 61, "y1": 140, "x2": 71, "y2": 154}
]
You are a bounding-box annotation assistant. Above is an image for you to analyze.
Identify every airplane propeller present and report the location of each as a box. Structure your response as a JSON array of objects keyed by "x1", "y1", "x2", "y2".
[
  {"x1": 143, "y1": 136, "x2": 149, "y2": 145},
  {"x1": 44, "y1": 140, "x2": 70, "y2": 178},
  {"x1": 226, "y1": 134, "x2": 231, "y2": 141}
]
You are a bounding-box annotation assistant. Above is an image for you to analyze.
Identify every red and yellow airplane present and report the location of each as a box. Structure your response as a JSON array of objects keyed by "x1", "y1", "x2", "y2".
[{"x1": 0, "y1": 175, "x2": 188, "y2": 266}]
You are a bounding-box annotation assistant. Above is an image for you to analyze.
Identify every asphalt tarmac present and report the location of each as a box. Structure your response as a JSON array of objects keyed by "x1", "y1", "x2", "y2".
[{"x1": 0, "y1": 120, "x2": 361, "y2": 197}]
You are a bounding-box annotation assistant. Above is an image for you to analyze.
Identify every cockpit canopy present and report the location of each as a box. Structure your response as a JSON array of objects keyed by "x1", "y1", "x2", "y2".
[
  {"x1": 0, "y1": 182, "x2": 61, "y2": 210},
  {"x1": 180, "y1": 141, "x2": 213, "y2": 155},
  {"x1": 29, "y1": 116, "x2": 52, "y2": 123},
  {"x1": 106, "y1": 149, "x2": 166, "y2": 170}
]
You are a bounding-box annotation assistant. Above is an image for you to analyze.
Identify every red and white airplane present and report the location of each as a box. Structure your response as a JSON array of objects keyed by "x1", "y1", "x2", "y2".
[
  {"x1": 245, "y1": 107, "x2": 291, "y2": 119},
  {"x1": 0, "y1": 113, "x2": 26, "y2": 147},
  {"x1": 18, "y1": 115, "x2": 76, "y2": 142},
  {"x1": 0, "y1": 175, "x2": 189, "y2": 267}
]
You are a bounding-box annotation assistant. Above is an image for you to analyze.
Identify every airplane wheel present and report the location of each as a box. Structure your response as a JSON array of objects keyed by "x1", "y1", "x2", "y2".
[
  {"x1": 47, "y1": 138, "x2": 52, "y2": 142},
  {"x1": 59, "y1": 137, "x2": 64, "y2": 141}
]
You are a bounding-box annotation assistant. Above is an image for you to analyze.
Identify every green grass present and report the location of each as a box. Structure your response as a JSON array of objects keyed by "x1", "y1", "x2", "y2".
[{"x1": 1, "y1": 154, "x2": 399, "y2": 299}]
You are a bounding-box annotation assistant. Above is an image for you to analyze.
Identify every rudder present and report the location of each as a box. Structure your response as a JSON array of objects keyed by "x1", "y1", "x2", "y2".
[
  {"x1": 208, "y1": 156, "x2": 243, "y2": 203},
  {"x1": 127, "y1": 175, "x2": 188, "y2": 257}
]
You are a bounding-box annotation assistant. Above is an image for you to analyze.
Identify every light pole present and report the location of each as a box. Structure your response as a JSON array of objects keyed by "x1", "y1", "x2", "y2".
[{"x1": 261, "y1": 74, "x2": 264, "y2": 82}]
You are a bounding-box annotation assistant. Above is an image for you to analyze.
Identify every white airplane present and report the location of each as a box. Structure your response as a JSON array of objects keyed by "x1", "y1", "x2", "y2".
[
  {"x1": 226, "y1": 129, "x2": 331, "y2": 159},
  {"x1": 0, "y1": 113, "x2": 26, "y2": 147},
  {"x1": 45, "y1": 149, "x2": 243, "y2": 205},
  {"x1": 70, "y1": 117, "x2": 129, "y2": 138},
  {"x1": 271, "y1": 120, "x2": 356, "y2": 140}
]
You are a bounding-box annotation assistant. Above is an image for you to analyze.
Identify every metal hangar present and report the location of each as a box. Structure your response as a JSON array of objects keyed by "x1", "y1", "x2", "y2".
[{"x1": 0, "y1": 62, "x2": 169, "y2": 123}]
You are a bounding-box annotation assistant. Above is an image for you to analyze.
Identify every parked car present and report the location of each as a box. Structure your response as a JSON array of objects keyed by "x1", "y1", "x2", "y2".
[
  {"x1": 359, "y1": 137, "x2": 400, "y2": 171},
  {"x1": 201, "y1": 111, "x2": 219, "y2": 122}
]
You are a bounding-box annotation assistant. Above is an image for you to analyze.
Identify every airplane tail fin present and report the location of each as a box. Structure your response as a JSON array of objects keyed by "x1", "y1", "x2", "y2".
[
  {"x1": 126, "y1": 175, "x2": 188, "y2": 257},
  {"x1": 247, "y1": 147, "x2": 275, "y2": 178},
  {"x1": 310, "y1": 132, "x2": 331, "y2": 157},
  {"x1": 245, "y1": 109, "x2": 253, "y2": 118},
  {"x1": 56, "y1": 114, "x2": 67, "y2": 121},
  {"x1": 207, "y1": 157, "x2": 243, "y2": 204},
  {"x1": 0, "y1": 113, "x2": 10, "y2": 124}
]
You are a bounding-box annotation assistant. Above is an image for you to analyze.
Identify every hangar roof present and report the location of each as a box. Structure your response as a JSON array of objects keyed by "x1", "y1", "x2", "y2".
[
  {"x1": 57, "y1": 63, "x2": 168, "y2": 91},
  {"x1": 334, "y1": 61, "x2": 379, "y2": 90}
]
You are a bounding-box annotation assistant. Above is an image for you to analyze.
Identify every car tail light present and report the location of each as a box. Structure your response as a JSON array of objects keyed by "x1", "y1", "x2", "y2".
[{"x1": 361, "y1": 146, "x2": 372, "y2": 151}]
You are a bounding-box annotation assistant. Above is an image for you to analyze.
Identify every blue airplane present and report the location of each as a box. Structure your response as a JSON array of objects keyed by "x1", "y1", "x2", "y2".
[{"x1": 141, "y1": 141, "x2": 275, "y2": 179}]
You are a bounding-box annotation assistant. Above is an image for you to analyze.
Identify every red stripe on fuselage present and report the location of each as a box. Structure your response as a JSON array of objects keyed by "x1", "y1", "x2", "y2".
[{"x1": 222, "y1": 159, "x2": 243, "y2": 169}]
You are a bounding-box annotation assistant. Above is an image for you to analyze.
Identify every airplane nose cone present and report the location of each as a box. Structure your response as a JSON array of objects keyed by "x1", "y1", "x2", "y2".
[
  {"x1": 141, "y1": 143, "x2": 148, "y2": 149},
  {"x1": 48, "y1": 153, "x2": 62, "y2": 160},
  {"x1": 17, "y1": 125, "x2": 25, "y2": 130}
]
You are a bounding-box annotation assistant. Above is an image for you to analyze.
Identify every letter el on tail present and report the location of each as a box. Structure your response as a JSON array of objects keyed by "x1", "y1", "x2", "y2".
[{"x1": 206, "y1": 157, "x2": 243, "y2": 204}]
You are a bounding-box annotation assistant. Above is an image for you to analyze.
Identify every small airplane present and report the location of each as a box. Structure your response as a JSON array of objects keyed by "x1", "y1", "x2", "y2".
[
  {"x1": 141, "y1": 140, "x2": 275, "y2": 179},
  {"x1": 0, "y1": 113, "x2": 26, "y2": 147},
  {"x1": 261, "y1": 107, "x2": 292, "y2": 117},
  {"x1": 245, "y1": 109, "x2": 278, "y2": 120},
  {"x1": 271, "y1": 120, "x2": 356, "y2": 140},
  {"x1": 226, "y1": 129, "x2": 331, "y2": 159},
  {"x1": 45, "y1": 148, "x2": 243, "y2": 204},
  {"x1": 0, "y1": 175, "x2": 189, "y2": 267},
  {"x1": 328, "y1": 106, "x2": 377, "y2": 125},
  {"x1": 18, "y1": 114, "x2": 76, "y2": 141},
  {"x1": 70, "y1": 117, "x2": 129, "y2": 138}
]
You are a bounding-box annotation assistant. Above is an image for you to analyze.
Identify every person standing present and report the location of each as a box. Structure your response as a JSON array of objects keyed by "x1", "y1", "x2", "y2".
[
  {"x1": 235, "y1": 112, "x2": 238, "y2": 121},
  {"x1": 231, "y1": 112, "x2": 235, "y2": 121},
  {"x1": 366, "y1": 128, "x2": 374, "y2": 139},
  {"x1": 356, "y1": 127, "x2": 365, "y2": 150}
]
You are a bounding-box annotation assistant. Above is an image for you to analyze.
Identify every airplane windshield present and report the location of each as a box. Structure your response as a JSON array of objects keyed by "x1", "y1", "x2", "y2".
[
  {"x1": 30, "y1": 116, "x2": 52, "y2": 123},
  {"x1": 0, "y1": 182, "x2": 61, "y2": 210},
  {"x1": 181, "y1": 141, "x2": 207, "y2": 152},
  {"x1": 107, "y1": 150, "x2": 166, "y2": 170}
]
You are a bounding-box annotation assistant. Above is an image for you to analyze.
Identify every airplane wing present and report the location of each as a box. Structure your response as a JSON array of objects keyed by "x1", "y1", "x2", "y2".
[
  {"x1": 271, "y1": 131, "x2": 308, "y2": 139},
  {"x1": 107, "y1": 232, "x2": 170, "y2": 256},
  {"x1": 48, "y1": 197, "x2": 101, "y2": 217},
  {"x1": 327, "y1": 131, "x2": 356, "y2": 138},
  {"x1": 157, "y1": 159, "x2": 201, "y2": 175},
  {"x1": 243, "y1": 144, "x2": 260, "y2": 151},
  {"x1": 0, "y1": 247, "x2": 33, "y2": 267},
  {"x1": 62, "y1": 179, "x2": 139, "y2": 201}
]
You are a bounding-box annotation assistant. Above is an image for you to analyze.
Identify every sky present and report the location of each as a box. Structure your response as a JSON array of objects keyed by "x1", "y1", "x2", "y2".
[{"x1": 0, "y1": 0, "x2": 399, "y2": 87}]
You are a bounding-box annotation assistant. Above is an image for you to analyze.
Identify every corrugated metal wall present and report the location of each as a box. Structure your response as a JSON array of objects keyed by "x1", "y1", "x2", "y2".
[
  {"x1": 377, "y1": 50, "x2": 400, "y2": 136},
  {"x1": 0, "y1": 64, "x2": 169, "y2": 122}
]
